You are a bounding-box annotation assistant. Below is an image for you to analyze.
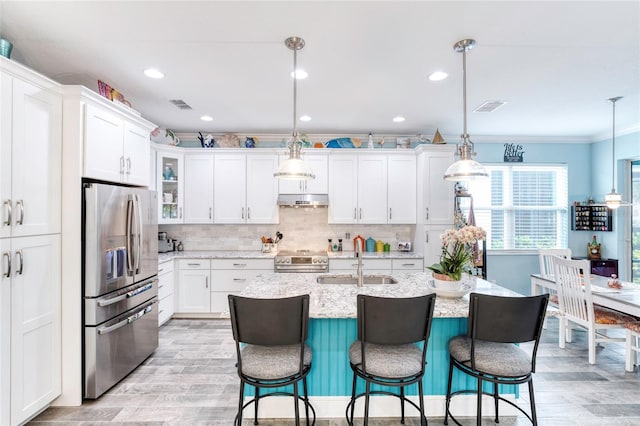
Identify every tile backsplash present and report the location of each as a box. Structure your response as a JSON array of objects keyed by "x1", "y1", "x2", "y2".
[{"x1": 160, "y1": 208, "x2": 414, "y2": 252}]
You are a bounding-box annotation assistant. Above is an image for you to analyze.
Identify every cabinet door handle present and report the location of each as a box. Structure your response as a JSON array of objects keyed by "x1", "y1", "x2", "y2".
[
  {"x1": 353, "y1": 208, "x2": 357, "y2": 220},
  {"x1": 402, "y1": 263, "x2": 415, "y2": 267},
  {"x1": 389, "y1": 208, "x2": 392, "y2": 220},
  {"x1": 158, "y1": 268, "x2": 164, "y2": 273},
  {"x1": 187, "y1": 263, "x2": 202, "y2": 267},
  {"x1": 299, "y1": 181, "x2": 303, "y2": 191},
  {"x1": 233, "y1": 263, "x2": 247, "y2": 267},
  {"x1": 209, "y1": 207, "x2": 212, "y2": 220},
  {"x1": 425, "y1": 231, "x2": 428, "y2": 243},
  {"x1": 120, "y1": 156, "x2": 125, "y2": 174},
  {"x1": 233, "y1": 278, "x2": 247, "y2": 282},
  {"x1": 2, "y1": 200, "x2": 11, "y2": 226},
  {"x1": 425, "y1": 208, "x2": 429, "y2": 221},
  {"x1": 126, "y1": 157, "x2": 131, "y2": 175},
  {"x1": 15, "y1": 200, "x2": 24, "y2": 225},
  {"x1": 205, "y1": 276, "x2": 209, "y2": 289},
  {"x1": 359, "y1": 208, "x2": 362, "y2": 220},
  {"x1": 179, "y1": 207, "x2": 182, "y2": 219},
  {"x1": 2, "y1": 252, "x2": 10, "y2": 278},
  {"x1": 247, "y1": 207, "x2": 251, "y2": 220},
  {"x1": 15, "y1": 250, "x2": 23, "y2": 275},
  {"x1": 241, "y1": 207, "x2": 245, "y2": 219}
]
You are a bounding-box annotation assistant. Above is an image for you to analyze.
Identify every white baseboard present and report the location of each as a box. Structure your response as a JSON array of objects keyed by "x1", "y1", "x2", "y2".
[{"x1": 242, "y1": 394, "x2": 520, "y2": 419}]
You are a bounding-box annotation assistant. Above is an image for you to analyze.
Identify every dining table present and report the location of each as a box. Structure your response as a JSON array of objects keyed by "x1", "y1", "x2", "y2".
[{"x1": 531, "y1": 273, "x2": 640, "y2": 317}]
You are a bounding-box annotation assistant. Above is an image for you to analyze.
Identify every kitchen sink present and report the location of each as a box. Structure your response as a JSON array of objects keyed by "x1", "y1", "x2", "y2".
[{"x1": 316, "y1": 274, "x2": 398, "y2": 285}]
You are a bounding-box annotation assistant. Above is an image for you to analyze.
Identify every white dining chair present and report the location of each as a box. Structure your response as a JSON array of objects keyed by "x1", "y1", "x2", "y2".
[
  {"x1": 625, "y1": 322, "x2": 640, "y2": 372},
  {"x1": 552, "y1": 256, "x2": 634, "y2": 364},
  {"x1": 537, "y1": 249, "x2": 571, "y2": 329}
]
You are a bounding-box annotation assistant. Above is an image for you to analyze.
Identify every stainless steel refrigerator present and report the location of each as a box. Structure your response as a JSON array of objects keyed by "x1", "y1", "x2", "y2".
[{"x1": 82, "y1": 181, "x2": 159, "y2": 399}]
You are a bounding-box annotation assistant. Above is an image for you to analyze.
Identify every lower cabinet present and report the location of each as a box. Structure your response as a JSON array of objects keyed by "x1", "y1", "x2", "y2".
[
  {"x1": 177, "y1": 259, "x2": 211, "y2": 313},
  {"x1": 210, "y1": 259, "x2": 273, "y2": 313},
  {"x1": 157, "y1": 260, "x2": 174, "y2": 326},
  {"x1": 1, "y1": 234, "x2": 61, "y2": 426},
  {"x1": 175, "y1": 258, "x2": 272, "y2": 314}
]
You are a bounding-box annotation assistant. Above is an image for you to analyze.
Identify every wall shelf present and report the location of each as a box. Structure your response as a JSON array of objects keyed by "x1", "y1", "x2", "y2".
[{"x1": 571, "y1": 204, "x2": 612, "y2": 232}]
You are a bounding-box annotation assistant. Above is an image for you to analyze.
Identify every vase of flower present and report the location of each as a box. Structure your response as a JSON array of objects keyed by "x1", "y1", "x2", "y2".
[
  {"x1": 432, "y1": 272, "x2": 463, "y2": 291},
  {"x1": 427, "y1": 225, "x2": 486, "y2": 288}
]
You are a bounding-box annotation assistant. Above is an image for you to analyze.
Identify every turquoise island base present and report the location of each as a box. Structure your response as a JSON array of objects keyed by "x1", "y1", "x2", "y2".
[{"x1": 239, "y1": 272, "x2": 523, "y2": 419}]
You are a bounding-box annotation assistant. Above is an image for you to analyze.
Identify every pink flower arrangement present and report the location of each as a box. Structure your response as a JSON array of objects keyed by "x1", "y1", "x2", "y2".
[{"x1": 427, "y1": 225, "x2": 486, "y2": 281}]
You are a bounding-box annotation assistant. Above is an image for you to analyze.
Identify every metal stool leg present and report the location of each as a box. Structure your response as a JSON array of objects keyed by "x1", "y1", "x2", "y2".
[
  {"x1": 493, "y1": 381, "x2": 499, "y2": 423},
  {"x1": 293, "y1": 382, "x2": 300, "y2": 426},
  {"x1": 418, "y1": 380, "x2": 427, "y2": 426},
  {"x1": 400, "y1": 386, "x2": 405, "y2": 424},
  {"x1": 444, "y1": 360, "x2": 454, "y2": 425},
  {"x1": 237, "y1": 381, "x2": 244, "y2": 426},
  {"x1": 476, "y1": 376, "x2": 482, "y2": 426},
  {"x1": 254, "y1": 387, "x2": 259, "y2": 425},
  {"x1": 528, "y1": 379, "x2": 538, "y2": 425},
  {"x1": 364, "y1": 380, "x2": 371, "y2": 426},
  {"x1": 348, "y1": 372, "x2": 357, "y2": 425},
  {"x1": 303, "y1": 377, "x2": 311, "y2": 425}
]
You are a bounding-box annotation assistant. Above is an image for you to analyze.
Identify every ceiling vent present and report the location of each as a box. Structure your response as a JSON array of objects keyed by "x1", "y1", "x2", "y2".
[
  {"x1": 473, "y1": 100, "x2": 507, "y2": 113},
  {"x1": 169, "y1": 99, "x2": 192, "y2": 110}
]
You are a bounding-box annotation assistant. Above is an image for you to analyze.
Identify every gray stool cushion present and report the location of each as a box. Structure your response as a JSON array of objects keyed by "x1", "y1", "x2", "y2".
[
  {"x1": 448, "y1": 336, "x2": 532, "y2": 377},
  {"x1": 349, "y1": 341, "x2": 423, "y2": 378},
  {"x1": 241, "y1": 344, "x2": 312, "y2": 380}
]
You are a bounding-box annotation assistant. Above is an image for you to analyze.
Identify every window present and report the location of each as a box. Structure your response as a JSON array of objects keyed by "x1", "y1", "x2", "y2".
[{"x1": 466, "y1": 164, "x2": 568, "y2": 250}]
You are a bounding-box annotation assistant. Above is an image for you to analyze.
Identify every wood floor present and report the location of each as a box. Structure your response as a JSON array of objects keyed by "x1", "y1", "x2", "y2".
[{"x1": 29, "y1": 317, "x2": 640, "y2": 425}]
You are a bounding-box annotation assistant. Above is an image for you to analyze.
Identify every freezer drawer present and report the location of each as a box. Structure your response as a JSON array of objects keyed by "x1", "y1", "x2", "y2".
[
  {"x1": 84, "y1": 277, "x2": 158, "y2": 326},
  {"x1": 84, "y1": 297, "x2": 159, "y2": 399}
]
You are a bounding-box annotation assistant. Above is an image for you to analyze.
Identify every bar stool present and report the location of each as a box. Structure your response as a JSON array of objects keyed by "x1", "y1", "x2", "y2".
[
  {"x1": 445, "y1": 293, "x2": 549, "y2": 426},
  {"x1": 625, "y1": 321, "x2": 640, "y2": 372},
  {"x1": 346, "y1": 294, "x2": 436, "y2": 426},
  {"x1": 228, "y1": 294, "x2": 315, "y2": 426}
]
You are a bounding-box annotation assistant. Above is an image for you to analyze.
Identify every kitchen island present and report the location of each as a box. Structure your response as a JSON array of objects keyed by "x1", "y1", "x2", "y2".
[{"x1": 239, "y1": 272, "x2": 523, "y2": 419}]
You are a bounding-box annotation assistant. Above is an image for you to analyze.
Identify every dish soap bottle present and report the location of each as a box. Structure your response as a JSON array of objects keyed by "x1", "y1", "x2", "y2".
[{"x1": 367, "y1": 132, "x2": 374, "y2": 149}]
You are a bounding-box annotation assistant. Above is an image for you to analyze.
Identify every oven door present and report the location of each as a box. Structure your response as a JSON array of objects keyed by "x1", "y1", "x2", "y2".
[{"x1": 84, "y1": 297, "x2": 159, "y2": 399}]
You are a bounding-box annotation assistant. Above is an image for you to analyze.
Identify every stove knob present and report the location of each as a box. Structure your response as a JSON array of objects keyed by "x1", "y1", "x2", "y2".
[
  {"x1": 312, "y1": 258, "x2": 317, "y2": 264},
  {"x1": 286, "y1": 258, "x2": 291, "y2": 263}
]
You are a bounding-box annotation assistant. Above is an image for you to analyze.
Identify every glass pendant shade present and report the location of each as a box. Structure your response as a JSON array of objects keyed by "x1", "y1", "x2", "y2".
[
  {"x1": 274, "y1": 140, "x2": 315, "y2": 180},
  {"x1": 444, "y1": 139, "x2": 488, "y2": 181},
  {"x1": 604, "y1": 96, "x2": 629, "y2": 209},
  {"x1": 443, "y1": 38, "x2": 488, "y2": 182},
  {"x1": 605, "y1": 191, "x2": 622, "y2": 209},
  {"x1": 274, "y1": 36, "x2": 315, "y2": 181}
]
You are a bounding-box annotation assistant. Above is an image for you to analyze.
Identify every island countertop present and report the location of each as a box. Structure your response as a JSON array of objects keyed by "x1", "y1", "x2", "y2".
[{"x1": 240, "y1": 272, "x2": 520, "y2": 319}]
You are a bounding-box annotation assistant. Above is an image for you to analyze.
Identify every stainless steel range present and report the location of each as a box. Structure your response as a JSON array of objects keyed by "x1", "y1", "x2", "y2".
[{"x1": 274, "y1": 250, "x2": 329, "y2": 273}]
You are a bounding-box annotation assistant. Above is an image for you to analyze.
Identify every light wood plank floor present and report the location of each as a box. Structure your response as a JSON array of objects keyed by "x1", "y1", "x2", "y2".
[{"x1": 29, "y1": 317, "x2": 640, "y2": 425}]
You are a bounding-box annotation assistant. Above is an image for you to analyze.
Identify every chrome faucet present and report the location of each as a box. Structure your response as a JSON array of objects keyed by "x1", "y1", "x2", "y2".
[{"x1": 355, "y1": 241, "x2": 364, "y2": 287}]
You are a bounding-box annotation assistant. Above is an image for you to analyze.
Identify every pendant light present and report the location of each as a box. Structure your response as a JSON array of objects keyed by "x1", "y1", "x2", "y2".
[
  {"x1": 604, "y1": 96, "x2": 630, "y2": 209},
  {"x1": 444, "y1": 39, "x2": 489, "y2": 181},
  {"x1": 274, "y1": 36, "x2": 315, "y2": 180}
]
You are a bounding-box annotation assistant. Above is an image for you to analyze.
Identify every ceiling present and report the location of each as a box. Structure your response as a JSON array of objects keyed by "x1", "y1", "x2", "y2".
[{"x1": 1, "y1": 1, "x2": 639, "y2": 142}]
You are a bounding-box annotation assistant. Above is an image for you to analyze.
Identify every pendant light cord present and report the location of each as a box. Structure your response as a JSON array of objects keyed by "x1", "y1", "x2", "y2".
[
  {"x1": 462, "y1": 46, "x2": 468, "y2": 140},
  {"x1": 611, "y1": 98, "x2": 616, "y2": 192},
  {"x1": 292, "y1": 44, "x2": 298, "y2": 140}
]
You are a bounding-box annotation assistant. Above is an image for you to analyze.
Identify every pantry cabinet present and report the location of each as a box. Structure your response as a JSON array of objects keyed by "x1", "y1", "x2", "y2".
[
  {"x1": 214, "y1": 153, "x2": 278, "y2": 224},
  {"x1": 83, "y1": 100, "x2": 154, "y2": 186},
  {"x1": 1, "y1": 58, "x2": 62, "y2": 426}
]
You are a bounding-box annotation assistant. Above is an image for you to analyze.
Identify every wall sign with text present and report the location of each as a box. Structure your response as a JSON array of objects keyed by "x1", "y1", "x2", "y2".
[{"x1": 504, "y1": 143, "x2": 524, "y2": 162}]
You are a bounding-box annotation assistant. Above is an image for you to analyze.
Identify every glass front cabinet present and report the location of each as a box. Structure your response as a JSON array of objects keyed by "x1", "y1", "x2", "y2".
[{"x1": 157, "y1": 150, "x2": 184, "y2": 224}]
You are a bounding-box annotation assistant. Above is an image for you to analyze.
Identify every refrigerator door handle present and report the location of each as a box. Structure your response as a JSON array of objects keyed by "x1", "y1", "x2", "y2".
[
  {"x1": 134, "y1": 194, "x2": 143, "y2": 274},
  {"x1": 97, "y1": 280, "x2": 157, "y2": 307},
  {"x1": 126, "y1": 196, "x2": 134, "y2": 275},
  {"x1": 97, "y1": 302, "x2": 155, "y2": 335}
]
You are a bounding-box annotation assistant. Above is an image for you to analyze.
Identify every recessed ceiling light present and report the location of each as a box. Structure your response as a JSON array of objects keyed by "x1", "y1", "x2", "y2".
[
  {"x1": 392, "y1": 116, "x2": 406, "y2": 123},
  {"x1": 200, "y1": 115, "x2": 213, "y2": 121},
  {"x1": 290, "y1": 69, "x2": 308, "y2": 79},
  {"x1": 144, "y1": 68, "x2": 164, "y2": 79},
  {"x1": 428, "y1": 71, "x2": 448, "y2": 81},
  {"x1": 299, "y1": 115, "x2": 311, "y2": 122}
]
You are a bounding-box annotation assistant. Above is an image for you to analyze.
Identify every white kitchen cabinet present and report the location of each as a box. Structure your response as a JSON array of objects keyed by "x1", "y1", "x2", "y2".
[
  {"x1": 417, "y1": 148, "x2": 455, "y2": 224},
  {"x1": 157, "y1": 150, "x2": 184, "y2": 224},
  {"x1": 176, "y1": 259, "x2": 211, "y2": 313},
  {"x1": 1, "y1": 71, "x2": 61, "y2": 239},
  {"x1": 328, "y1": 154, "x2": 393, "y2": 224},
  {"x1": 184, "y1": 154, "x2": 214, "y2": 223},
  {"x1": 214, "y1": 153, "x2": 278, "y2": 224},
  {"x1": 387, "y1": 154, "x2": 416, "y2": 224},
  {"x1": 329, "y1": 258, "x2": 392, "y2": 274},
  {"x1": 157, "y1": 260, "x2": 174, "y2": 326},
  {"x1": 1, "y1": 234, "x2": 61, "y2": 426},
  {"x1": 209, "y1": 258, "x2": 272, "y2": 313},
  {"x1": 149, "y1": 146, "x2": 157, "y2": 192},
  {"x1": 278, "y1": 152, "x2": 328, "y2": 194},
  {"x1": 422, "y1": 225, "x2": 449, "y2": 270},
  {"x1": 391, "y1": 258, "x2": 424, "y2": 272},
  {"x1": 84, "y1": 102, "x2": 153, "y2": 186}
]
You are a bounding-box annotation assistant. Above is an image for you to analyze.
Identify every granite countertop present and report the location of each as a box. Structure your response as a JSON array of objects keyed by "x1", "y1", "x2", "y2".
[
  {"x1": 328, "y1": 251, "x2": 422, "y2": 259},
  {"x1": 158, "y1": 250, "x2": 423, "y2": 263},
  {"x1": 158, "y1": 250, "x2": 277, "y2": 263},
  {"x1": 240, "y1": 272, "x2": 520, "y2": 319}
]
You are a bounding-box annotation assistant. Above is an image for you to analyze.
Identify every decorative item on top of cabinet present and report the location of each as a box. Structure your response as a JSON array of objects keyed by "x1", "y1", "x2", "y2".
[{"x1": 571, "y1": 204, "x2": 612, "y2": 231}]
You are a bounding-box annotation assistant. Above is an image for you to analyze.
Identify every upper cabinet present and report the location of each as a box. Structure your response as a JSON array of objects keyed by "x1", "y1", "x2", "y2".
[
  {"x1": 278, "y1": 152, "x2": 328, "y2": 194},
  {"x1": 417, "y1": 147, "x2": 456, "y2": 224},
  {"x1": 184, "y1": 154, "x2": 214, "y2": 223},
  {"x1": 1, "y1": 65, "x2": 62, "y2": 239},
  {"x1": 157, "y1": 149, "x2": 184, "y2": 224},
  {"x1": 328, "y1": 152, "x2": 415, "y2": 224},
  {"x1": 80, "y1": 91, "x2": 155, "y2": 186},
  {"x1": 214, "y1": 152, "x2": 278, "y2": 224}
]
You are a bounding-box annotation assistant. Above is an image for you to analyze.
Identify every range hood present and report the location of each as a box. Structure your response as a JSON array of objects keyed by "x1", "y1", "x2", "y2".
[{"x1": 277, "y1": 194, "x2": 329, "y2": 207}]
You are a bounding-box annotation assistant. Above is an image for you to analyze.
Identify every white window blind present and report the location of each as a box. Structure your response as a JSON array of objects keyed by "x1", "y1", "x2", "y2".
[{"x1": 467, "y1": 164, "x2": 568, "y2": 250}]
